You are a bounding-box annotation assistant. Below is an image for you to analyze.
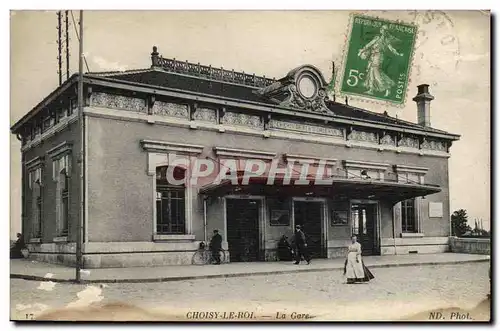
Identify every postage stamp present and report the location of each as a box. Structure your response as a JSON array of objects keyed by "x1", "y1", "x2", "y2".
[{"x1": 339, "y1": 14, "x2": 418, "y2": 105}]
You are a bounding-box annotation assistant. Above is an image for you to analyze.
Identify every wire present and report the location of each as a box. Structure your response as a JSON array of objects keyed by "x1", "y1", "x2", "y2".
[{"x1": 70, "y1": 10, "x2": 90, "y2": 73}]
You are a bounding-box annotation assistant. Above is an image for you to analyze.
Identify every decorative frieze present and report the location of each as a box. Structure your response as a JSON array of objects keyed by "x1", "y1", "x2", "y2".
[
  {"x1": 194, "y1": 107, "x2": 217, "y2": 123},
  {"x1": 394, "y1": 164, "x2": 429, "y2": 185},
  {"x1": 152, "y1": 101, "x2": 189, "y2": 118},
  {"x1": 348, "y1": 129, "x2": 378, "y2": 143},
  {"x1": 421, "y1": 139, "x2": 447, "y2": 152},
  {"x1": 284, "y1": 153, "x2": 337, "y2": 166},
  {"x1": 343, "y1": 160, "x2": 389, "y2": 181},
  {"x1": 398, "y1": 135, "x2": 419, "y2": 149},
  {"x1": 214, "y1": 146, "x2": 276, "y2": 160},
  {"x1": 380, "y1": 133, "x2": 396, "y2": 146},
  {"x1": 91, "y1": 92, "x2": 147, "y2": 113},
  {"x1": 269, "y1": 119, "x2": 344, "y2": 137},
  {"x1": 221, "y1": 111, "x2": 262, "y2": 129}
]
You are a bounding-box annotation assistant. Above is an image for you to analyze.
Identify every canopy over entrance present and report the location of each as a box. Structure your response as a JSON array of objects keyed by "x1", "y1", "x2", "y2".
[{"x1": 199, "y1": 173, "x2": 441, "y2": 204}]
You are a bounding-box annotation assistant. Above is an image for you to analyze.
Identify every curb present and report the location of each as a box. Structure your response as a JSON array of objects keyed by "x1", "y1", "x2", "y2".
[{"x1": 10, "y1": 258, "x2": 489, "y2": 284}]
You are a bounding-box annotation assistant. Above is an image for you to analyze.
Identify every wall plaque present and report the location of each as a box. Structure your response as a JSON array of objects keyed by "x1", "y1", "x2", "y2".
[
  {"x1": 270, "y1": 210, "x2": 290, "y2": 226},
  {"x1": 331, "y1": 210, "x2": 348, "y2": 226},
  {"x1": 429, "y1": 202, "x2": 443, "y2": 218}
]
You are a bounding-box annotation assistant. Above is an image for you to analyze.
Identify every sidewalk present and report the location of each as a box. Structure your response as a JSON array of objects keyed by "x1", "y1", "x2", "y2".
[{"x1": 10, "y1": 253, "x2": 489, "y2": 284}]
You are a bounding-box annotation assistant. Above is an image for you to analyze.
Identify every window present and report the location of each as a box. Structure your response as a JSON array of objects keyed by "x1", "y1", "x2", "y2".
[
  {"x1": 401, "y1": 198, "x2": 416, "y2": 232},
  {"x1": 352, "y1": 209, "x2": 359, "y2": 235},
  {"x1": 42, "y1": 115, "x2": 51, "y2": 132},
  {"x1": 156, "y1": 166, "x2": 186, "y2": 234},
  {"x1": 69, "y1": 98, "x2": 78, "y2": 115},
  {"x1": 52, "y1": 154, "x2": 71, "y2": 237},
  {"x1": 35, "y1": 122, "x2": 41, "y2": 137},
  {"x1": 31, "y1": 122, "x2": 41, "y2": 140},
  {"x1": 34, "y1": 182, "x2": 42, "y2": 238},
  {"x1": 352, "y1": 205, "x2": 368, "y2": 235},
  {"x1": 28, "y1": 163, "x2": 43, "y2": 239},
  {"x1": 30, "y1": 125, "x2": 35, "y2": 140},
  {"x1": 49, "y1": 143, "x2": 72, "y2": 239},
  {"x1": 362, "y1": 209, "x2": 367, "y2": 234},
  {"x1": 58, "y1": 107, "x2": 67, "y2": 122},
  {"x1": 59, "y1": 170, "x2": 69, "y2": 236}
]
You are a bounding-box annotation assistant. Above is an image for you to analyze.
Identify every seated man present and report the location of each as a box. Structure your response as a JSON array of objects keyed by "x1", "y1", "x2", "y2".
[{"x1": 10, "y1": 233, "x2": 27, "y2": 259}]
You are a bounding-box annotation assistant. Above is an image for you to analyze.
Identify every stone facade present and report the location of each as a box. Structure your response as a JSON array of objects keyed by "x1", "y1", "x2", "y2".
[{"x1": 13, "y1": 64, "x2": 459, "y2": 268}]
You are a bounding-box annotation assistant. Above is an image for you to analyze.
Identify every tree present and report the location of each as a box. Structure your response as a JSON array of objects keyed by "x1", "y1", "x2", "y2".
[{"x1": 451, "y1": 209, "x2": 471, "y2": 237}]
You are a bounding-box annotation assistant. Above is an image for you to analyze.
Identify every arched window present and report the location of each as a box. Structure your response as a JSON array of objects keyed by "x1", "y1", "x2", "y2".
[{"x1": 156, "y1": 166, "x2": 186, "y2": 234}]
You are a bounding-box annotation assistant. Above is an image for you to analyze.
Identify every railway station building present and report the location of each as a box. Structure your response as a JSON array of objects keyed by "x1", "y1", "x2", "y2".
[{"x1": 11, "y1": 46, "x2": 460, "y2": 267}]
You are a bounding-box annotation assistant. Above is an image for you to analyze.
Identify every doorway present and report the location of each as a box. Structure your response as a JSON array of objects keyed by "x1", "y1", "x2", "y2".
[
  {"x1": 351, "y1": 203, "x2": 378, "y2": 255},
  {"x1": 225, "y1": 198, "x2": 261, "y2": 262},
  {"x1": 293, "y1": 200, "x2": 326, "y2": 258}
]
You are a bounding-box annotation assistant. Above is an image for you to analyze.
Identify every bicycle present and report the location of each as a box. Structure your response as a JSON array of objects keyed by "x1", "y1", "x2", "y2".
[{"x1": 191, "y1": 242, "x2": 227, "y2": 265}]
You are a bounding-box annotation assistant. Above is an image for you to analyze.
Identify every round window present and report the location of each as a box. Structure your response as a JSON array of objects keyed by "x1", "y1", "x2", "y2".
[{"x1": 298, "y1": 75, "x2": 317, "y2": 99}]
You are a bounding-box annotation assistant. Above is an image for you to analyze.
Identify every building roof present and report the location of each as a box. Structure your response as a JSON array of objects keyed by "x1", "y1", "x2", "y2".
[
  {"x1": 88, "y1": 68, "x2": 269, "y2": 104},
  {"x1": 87, "y1": 67, "x2": 453, "y2": 136},
  {"x1": 10, "y1": 48, "x2": 460, "y2": 141}
]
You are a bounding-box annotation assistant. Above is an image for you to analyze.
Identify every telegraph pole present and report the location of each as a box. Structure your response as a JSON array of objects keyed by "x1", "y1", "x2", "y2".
[
  {"x1": 57, "y1": 11, "x2": 62, "y2": 86},
  {"x1": 76, "y1": 10, "x2": 84, "y2": 283},
  {"x1": 65, "y1": 10, "x2": 70, "y2": 80}
]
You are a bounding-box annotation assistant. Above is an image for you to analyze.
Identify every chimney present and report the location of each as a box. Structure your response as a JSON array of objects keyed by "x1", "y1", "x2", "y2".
[
  {"x1": 151, "y1": 46, "x2": 160, "y2": 68},
  {"x1": 412, "y1": 84, "x2": 434, "y2": 127}
]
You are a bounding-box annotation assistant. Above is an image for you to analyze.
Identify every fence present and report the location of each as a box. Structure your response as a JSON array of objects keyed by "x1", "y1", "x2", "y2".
[{"x1": 449, "y1": 236, "x2": 490, "y2": 255}]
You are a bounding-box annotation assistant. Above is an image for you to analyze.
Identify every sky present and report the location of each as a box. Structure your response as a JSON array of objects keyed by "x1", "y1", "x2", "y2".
[{"x1": 9, "y1": 10, "x2": 491, "y2": 238}]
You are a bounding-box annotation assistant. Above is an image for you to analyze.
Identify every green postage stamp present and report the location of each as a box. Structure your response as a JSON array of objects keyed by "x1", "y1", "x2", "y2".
[{"x1": 339, "y1": 14, "x2": 418, "y2": 105}]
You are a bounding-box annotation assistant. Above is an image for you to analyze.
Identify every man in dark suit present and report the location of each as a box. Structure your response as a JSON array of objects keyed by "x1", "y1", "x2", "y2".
[
  {"x1": 292, "y1": 225, "x2": 311, "y2": 265},
  {"x1": 209, "y1": 229, "x2": 223, "y2": 264}
]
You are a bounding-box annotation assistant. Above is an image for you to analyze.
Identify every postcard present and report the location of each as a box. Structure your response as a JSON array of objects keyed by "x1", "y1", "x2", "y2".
[{"x1": 10, "y1": 9, "x2": 490, "y2": 322}]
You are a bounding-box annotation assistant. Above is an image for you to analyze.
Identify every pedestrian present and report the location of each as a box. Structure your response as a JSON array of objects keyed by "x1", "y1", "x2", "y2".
[
  {"x1": 209, "y1": 229, "x2": 223, "y2": 265},
  {"x1": 292, "y1": 225, "x2": 311, "y2": 265},
  {"x1": 344, "y1": 235, "x2": 374, "y2": 284}
]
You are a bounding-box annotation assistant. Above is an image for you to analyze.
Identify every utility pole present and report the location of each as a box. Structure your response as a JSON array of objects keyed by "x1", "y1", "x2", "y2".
[
  {"x1": 65, "y1": 10, "x2": 70, "y2": 80},
  {"x1": 57, "y1": 11, "x2": 62, "y2": 86},
  {"x1": 75, "y1": 10, "x2": 84, "y2": 283}
]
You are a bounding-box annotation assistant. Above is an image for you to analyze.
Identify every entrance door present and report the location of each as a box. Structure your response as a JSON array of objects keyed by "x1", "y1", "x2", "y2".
[
  {"x1": 293, "y1": 200, "x2": 325, "y2": 258},
  {"x1": 226, "y1": 199, "x2": 261, "y2": 262},
  {"x1": 351, "y1": 203, "x2": 377, "y2": 255}
]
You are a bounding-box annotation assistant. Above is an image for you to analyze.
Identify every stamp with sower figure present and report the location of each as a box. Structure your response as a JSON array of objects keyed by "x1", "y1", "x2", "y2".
[{"x1": 339, "y1": 14, "x2": 418, "y2": 105}]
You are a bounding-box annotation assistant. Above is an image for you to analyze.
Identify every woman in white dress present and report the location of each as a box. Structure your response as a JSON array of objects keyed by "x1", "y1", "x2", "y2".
[{"x1": 344, "y1": 235, "x2": 374, "y2": 284}]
